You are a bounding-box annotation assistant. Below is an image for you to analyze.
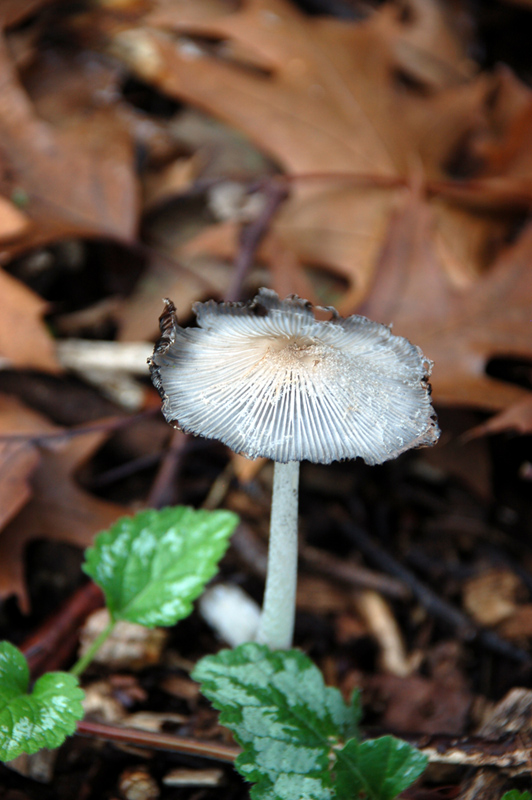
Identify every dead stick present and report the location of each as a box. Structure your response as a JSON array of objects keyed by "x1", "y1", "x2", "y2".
[
  {"x1": 20, "y1": 582, "x2": 104, "y2": 676},
  {"x1": 225, "y1": 181, "x2": 289, "y2": 303},
  {"x1": 0, "y1": 410, "x2": 156, "y2": 444},
  {"x1": 338, "y1": 511, "x2": 531, "y2": 664},
  {"x1": 147, "y1": 429, "x2": 188, "y2": 508},
  {"x1": 77, "y1": 719, "x2": 532, "y2": 771},
  {"x1": 76, "y1": 719, "x2": 240, "y2": 763},
  {"x1": 404, "y1": 731, "x2": 532, "y2": 770}
]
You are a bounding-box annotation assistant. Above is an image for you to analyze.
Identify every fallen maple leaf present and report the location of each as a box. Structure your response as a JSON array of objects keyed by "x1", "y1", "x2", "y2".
[
  {"x1": 0, "y1": 268, "x2": 58, "y2": 371},
  {"x1": 0, "y1": 0, "x2": 56, "y2": 30},
  {"x1": 0, "y1": 196, "x2": 30, "y2": 242},
  {"x1": 0, "y1": 408, "x2": 128, "y2": 611},
  {"x1": 97, "y1": 0, "x2": 529, "y2": 305},
  {"x1": 359, "y1": 187, "x2": 532, "y2": 412},
  {"x1": 0, "y1": 442, "x2": 40, "y2": 532},
  {"x1": 467, "y1": 396, "x2": 532, "y2": 437},
  {"x1": 0, "y1": 28, "x2": 138, "y2": 256},
  {"x1": 0, "y1": 392, "x2": 57, "y2": 543}
]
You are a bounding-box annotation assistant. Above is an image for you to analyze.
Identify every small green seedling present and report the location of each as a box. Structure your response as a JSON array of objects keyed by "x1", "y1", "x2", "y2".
[
  {"x1": 0, "y1": 504, "x2": 428, "y2": 800},
  {"x1": 0, "y1": 642, "x2": 84, "y2": 762},
  {"x1": 0, "y1": 505, "x2": 238, "y2": 761},
  {"x1": 76, "y1": 506, "x2": 238, "y2": 674},
  {"x1": 193, "y1": 643, "x2": 428, "y2": 800}
]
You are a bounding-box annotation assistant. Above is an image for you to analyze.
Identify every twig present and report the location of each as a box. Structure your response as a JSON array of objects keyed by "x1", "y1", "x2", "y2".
[
  {"x1": 404, "y1": 731, "x2": 532, "y2": 770},
  {"x1": 230, "y1": 524, "x2": 410, "y2": 600},
  {"x1": 20, "y1": 582, "x2": 104, "y2": 676},
  {"x1": 76, "y1": 719, "x2": 240, "y2": 763},
  {"x1": 90, "y1": 452, "x2": 162, "y2": 489},
  {"x1": 0, "y1": 410, "x2": 156, "y2": 444},
  {"x1": 301, "y1": 544, "x2": 411, "y2": 601},
  {"x1": 147, "y1": 429, "x2": 188, "y2": 508},
  {"x1": 225, "y1": 180, "x2": 289, "y2": 303},
  {"x1": 76, "y1": 720, "x2": 532, "y2": 771},
  {"x1": 337, "y1": 510, "x2": 531, "y2": 663}
]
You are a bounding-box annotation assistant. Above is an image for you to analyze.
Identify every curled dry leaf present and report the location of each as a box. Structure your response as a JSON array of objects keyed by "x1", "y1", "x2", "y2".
[{"x1": 79, "y1": 608, "x2": 168, "y2": 671}]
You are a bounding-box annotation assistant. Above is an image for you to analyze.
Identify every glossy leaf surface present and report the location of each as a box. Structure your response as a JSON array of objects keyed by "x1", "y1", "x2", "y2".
[
  {"x1": 336, "y1": 735, "x2": 428, "y2": 800},
  {"x1": 194, "y1": 643, "x2": 424, "y2": 800},
  {"x1": 83, "y1": 506, "x2": 239, "y2": 627},
  {"x1": 0, "y1": 641, "x2": 84, "y2": 762}
]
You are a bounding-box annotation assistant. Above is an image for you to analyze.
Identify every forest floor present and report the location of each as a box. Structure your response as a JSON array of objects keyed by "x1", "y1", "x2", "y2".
[{"x1": 1, "y1": 1, "x2": 532, "y2": 798}]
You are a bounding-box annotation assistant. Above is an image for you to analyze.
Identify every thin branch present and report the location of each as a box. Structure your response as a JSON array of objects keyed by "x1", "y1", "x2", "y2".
[
  {"x1": 21, "y1": 582, "x2": 104, "y2": 676},
  {"x1": 404, "y1": 731, "x2": 532, "y2": 770},
  {"x1": 76, "y1": 719, "x2": 240, "y2": 764},
  {"x1": 225, "y1": 181, "x2": 289, "y2": 303},
  {"x1": 0, "y1": 410, "x2": 156, "y2": 444},
  {"x1": 147, "y1": 429, "x2": 188, "y2": 508},
  {"x1": 337, "y1": 509, "x2": 531, "y2": 664}
]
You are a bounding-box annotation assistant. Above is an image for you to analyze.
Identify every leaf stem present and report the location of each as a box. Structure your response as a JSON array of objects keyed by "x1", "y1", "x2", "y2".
[{"x1": 69, "y1": 619, "x2": 115, "y2": 677}]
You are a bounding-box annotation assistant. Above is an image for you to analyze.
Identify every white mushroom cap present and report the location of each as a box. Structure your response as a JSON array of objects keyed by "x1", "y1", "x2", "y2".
[{"x1": 149, "y1": 289, "x2": 439, "y2": 465}]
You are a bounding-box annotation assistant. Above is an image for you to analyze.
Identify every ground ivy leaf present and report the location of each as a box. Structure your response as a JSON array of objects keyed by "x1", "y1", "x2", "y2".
[
  {"x1": 83, "y1": 506, "x2": 239, "y2": 627},
  {"x1": 502, "y1": 792, "x2": 532, "y2": 800},
  {"x1": 0, "y1": 642, "x2": 84, "y2": 762},
  {"x1": 336, "y1": 735, "x2": 428, "y2": 800},
  {"x1": 192, "y1": 642, "x2": 361, "y2": 800}
]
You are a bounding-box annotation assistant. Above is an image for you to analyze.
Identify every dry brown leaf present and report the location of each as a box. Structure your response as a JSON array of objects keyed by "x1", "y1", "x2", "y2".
[
  {"x1": 468, "y1": 397, "x2": 532, "y2": 437},
  {"x1": 359, "y1": 188, "x2": 532, "y2": 411},
  {"x1": 0, "y1": 423, "x2": 128, "y2": 611},
  {"x1": 0, "y1": 196, "x2": 30, "y2": 242},
  {"x1": 181, "y1": 219, "x2": 317, "y2": 301},
  {"x1": 463, "y1": 569, "x2": 522, "y2": 627},
  {"x1": 98, "y1": 0, "x2": 526, "y2": 303},
  {"x1": 0, "y1": 268, "x2": 58, "y2": 371},
  {"x1": 0, "y1": 392, "x2": 57, "y2": 542},
  {"x1": 366, "y1": 671, "x2": 473, "y2": 735},
  {"x1": 79, "y1": 608, "x2": 168, "y2": 670},
  {"x1": 498, "y1": 605, "x2": 532, "y2": 640},
  {"x1": 0, "y1": 443, "x2": 40, "y2": 532},
  {"x1": 0, "y1": 31, "x2": 138, "y2": 256},
  {"x1": 0, "y1": 0, "x2": 56, "y2": 30}
]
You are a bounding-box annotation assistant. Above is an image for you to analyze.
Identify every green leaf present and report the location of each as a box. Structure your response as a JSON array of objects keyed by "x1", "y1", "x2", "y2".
[
  {"x1": 192, "y1": 642, "x2": 364, "y2": 800},
  {"x1": 0, "y1": 642, "x2": 84, "y2": 762},
  {"x1": 502, "y1": 792, "x2": 532, "y2": 800},
  {"x1": 83, "y1": 506, "x2": 239, "y2": 627},
  {"x1": 336, "y1": 735, "x2": 428, "y2": 800}
]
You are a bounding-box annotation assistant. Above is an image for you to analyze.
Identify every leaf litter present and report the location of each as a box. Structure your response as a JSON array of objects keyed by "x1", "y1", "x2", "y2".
[{"x1": 1, "y1": 1, "x2": 532, "y2": 799}]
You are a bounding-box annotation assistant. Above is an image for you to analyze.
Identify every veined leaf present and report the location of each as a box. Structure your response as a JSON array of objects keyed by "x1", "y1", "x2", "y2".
[
  {"x1": 193, "y1": 643, "x2": 426, "y2": 800},
  {"x1": 83, "y1": 506, "x2": 239, "y2": 627},
  {"x1": 192, "y1": 643, "x2": 362, "y2": 800},
  {"x1": 0, "y1": 642, "x2": 84, "y2": 762},
  {"x1": 501, "y1": 792, "x2": 532, "y2": 800},
  {"x1": 336, "y1": 735, "x2": 428, "y2": 800}
]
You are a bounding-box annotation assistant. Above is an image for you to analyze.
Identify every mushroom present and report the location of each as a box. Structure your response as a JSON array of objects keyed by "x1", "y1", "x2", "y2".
[{"x1": 149, "y1": 288, "x2": 440, "y2": 649}]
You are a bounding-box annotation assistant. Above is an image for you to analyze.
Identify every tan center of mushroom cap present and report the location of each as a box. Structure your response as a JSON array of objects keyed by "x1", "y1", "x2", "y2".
[{"x1": 149, "y1": 288, "x2": 440, "y2": 465}]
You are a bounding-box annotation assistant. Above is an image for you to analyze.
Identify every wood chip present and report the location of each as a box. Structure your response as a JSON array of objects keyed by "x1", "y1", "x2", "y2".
[{"x1": 162, "y1": 767, "x2": 224, "y2": 787}]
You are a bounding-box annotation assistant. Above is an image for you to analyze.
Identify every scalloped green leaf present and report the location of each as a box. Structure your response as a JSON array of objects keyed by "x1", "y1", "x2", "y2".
[
  {"x1": 501, "y1": 792, "x2": 532, "y2": 800},
  {"x1": 336, "y1": 735, "x2": 428, "y2": 800},
  {"x1": 0, "y1": 642, "x2": 84, "y2": 762},
  {"x1": 83, "y1": 506, "x2": 239, "y2": 627},
  {"x1": 192, "y1": 643, "x2": 362, "y2": 800}
]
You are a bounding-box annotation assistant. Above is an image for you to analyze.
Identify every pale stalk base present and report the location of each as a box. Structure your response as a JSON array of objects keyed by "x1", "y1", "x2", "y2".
[{"x1": 256, "y1": 460, "x2": 300, "y2": 649}]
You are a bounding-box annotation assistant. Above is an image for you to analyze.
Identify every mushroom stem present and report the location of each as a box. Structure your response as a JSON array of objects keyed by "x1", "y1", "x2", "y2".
[{"x1": 256, "y1": 460, "x2": 300, "y2": 649}]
